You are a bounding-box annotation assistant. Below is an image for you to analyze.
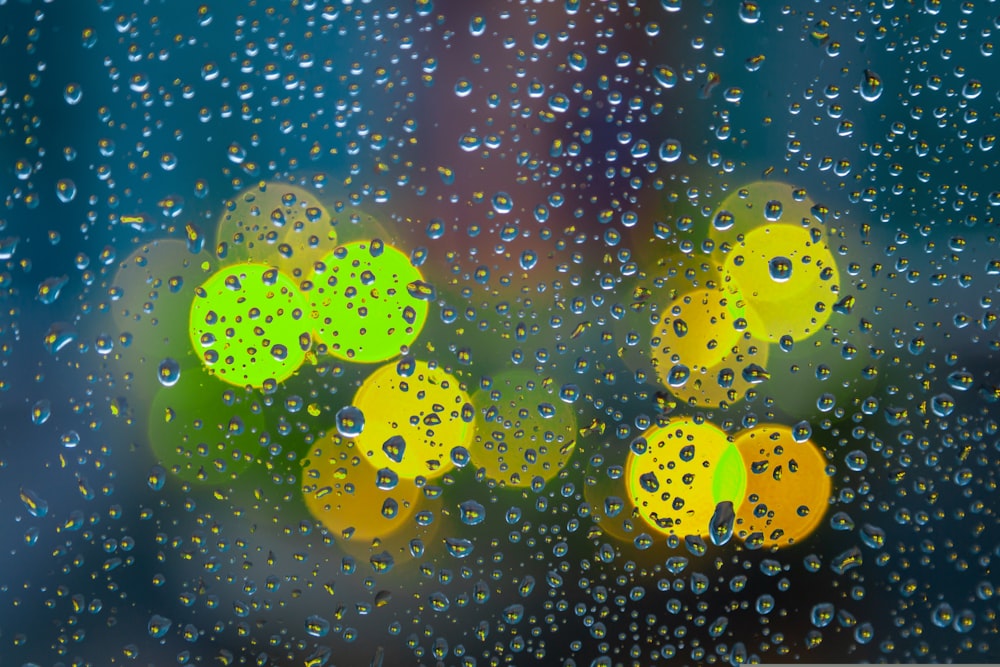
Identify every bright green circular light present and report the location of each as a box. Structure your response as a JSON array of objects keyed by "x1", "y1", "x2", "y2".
[
  {"x1": 309, "y1": 241, "x2": 429, "y2": 363},
  {"x1": 148, "y1": 368, "x2": 265, "y2": 484},
  {"x1": 469, "y1": 370, "x2": 578, "y2": 488},
  {"x1": 189, "y1": 263, "x2": 311, "y2": 388},
  {"x1": 626, "y1": 417, "x2": 746, "y2": 538}
]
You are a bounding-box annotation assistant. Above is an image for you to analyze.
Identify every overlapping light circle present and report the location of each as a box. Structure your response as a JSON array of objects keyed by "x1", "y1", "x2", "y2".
[
  {"x1": 301, "y1": 432, "x2": 423, "y2": 543},
  {"x1": 624, "y1": 419, "x2": 830, "y2": 546},
  {"x1": 649, "y1": 287, "x2": 769, "y2": 408},
  {"x1": 214, "y1": 182, "x2": 335, "y2": 282},
  {"x1": 626, "y1": 417, "x2": 746, "y2": 538}
]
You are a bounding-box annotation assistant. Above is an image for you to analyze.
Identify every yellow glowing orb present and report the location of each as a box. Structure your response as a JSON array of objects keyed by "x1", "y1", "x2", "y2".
[
  {"x1": 709, "y1": 181, "x2": 821, "y2": 252},
  {"x1": 733, "y1": 424, "x2": 831, "y2": 548},
  {"x1": 148, "y1": 369, "x2": 264, "y2": 484},
  {"x1": 723, "y1": 223, "x2": 840, "y2": 342},
  {"x1": 652, "y1": 317, "x2": 770, "y2": 410},
  {"x1": 309, "y1": 241, "x2": 430, "y2": 363},
  {"x1": 650, "y1": 287, "x2": 744, "y2": 378},
  {"x1": 188, "y1": 263, "x2": 311, "y2": 388},
  {"x1": 215, "y1": 182, "x2": 334, "y2": 280},
  {"x1": 351, "y1": 360, "x2": 474, "y2": 479},
  {"x1": 469, "y1": 370, "x2": 578, "y2": 488},
  {"x1": 301, "y1": 432, "x2": 423, "y2": 544},
  {"x1": 626, "y1": 418, "x2": 746, "y2": 538}
]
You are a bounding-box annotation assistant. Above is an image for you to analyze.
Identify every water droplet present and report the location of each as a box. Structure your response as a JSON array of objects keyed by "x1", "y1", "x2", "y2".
[
  {"x1": 469, "y1": 15, "x2": 486, "y2": 36},
  {"x1": 639, "y1": 472, "x2": 659, "y2": 493},
  {"x1": 157, "y1": 358, "x2": 181, "y2": 387},
  {"x1": 375, "y1": 467, "x2": 398, "y2": 491},
  {"x1": 147, "y1": 465, "x2": 167, "y2": 491},
  {"x1": 745, "y1": 598, "x2": 773, "y2": 623},
  {"x1": 792, "y1": 421, "x2": 812, "y2": 442},
  {"x1": 147, "y1": 614, "x2": 172, "y2": 638},
  {"x1": 930, "y1": 393, "x2": 954, "y2": 417},
  {"x1": 738, "y1": 1, "x2": 761, "y2": 24},
  {"x1": 445, "y1": 537, "x2": 474, "y2": 558},
  {"x1": 336, "y1": 406, "x2": 365, "y2": 437},
  {"x1": 810, "y1": 602, "x2": 835, "y2": 628},
  {"x1": 63, "y1": 82, "x2": 83, "y2": 105},
  {"x1": 459, "y1": 500, "x2": 486, "y2": 526},
  {"x1": 382, "y1": 435, "x2": 406, "y2": 463},
  {"x1": 713, "y1": 210, "x2": 734, "y2": 231},
  {"x1": 658, "y1": 138, "x2": 682, "y2": 162},
  {"x1": 37, "y1": 275, "x2": 68, "y2": 305},
  {"x1": 709, "y1": 501, "x2": 735, "y2": 546},
  {"x1": 19, "y1": 487, "x2": 48, "y2": 517},
  {"x1": 845, "y1": 450, "x2": 868, "y2": 472},
  {"x1": 31, "y1": 399, "x2": 51, "y2": 425},
  {"x1": 860, "y1": 523, "x2": 885, "y2": 549},
  {"x1": 55, "y1": 178, "x2": 77, "y2": 203},
  {"x1": 305, "y1": 614, "x2": 330, "y2": 637},
  {"x1": 768, "y1": 256, "x2": 792, "y2": 282},
  {"x1": 860, "y1": 69, "x2": 883, "y2": 102},
  {"x1": 491, "y1": 192, "x2": 513, "y2": 214}
]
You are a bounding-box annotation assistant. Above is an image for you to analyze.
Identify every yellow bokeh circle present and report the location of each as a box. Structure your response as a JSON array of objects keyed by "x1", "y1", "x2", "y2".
[
  {"x1": 469, "y1": 370, "x2": 578, "y2": 488},
  {"x1": 733, "y1": 424, "x2": 831, "y2": 548},
  {"x1": 723, "y1": 224, "x2": 840, "y2": 342},
  {"x1": 351, "y1": 360, "x2": 474, "y2": 480},
  {"x1": 301, "y1": 432, "x2": 423, "y2": 544},
  {"x1": 709, "y1": 181, "x2": 821, "y2": 252},
  {"x1": 650, "y1": 288, "x2": 743, "y2": 373},
  {"x1": 626, "y1": 418, "x2": 746, "y2": 538},
  {"x1": 215, "y1": 182, "x2": 335, "y2": 280}
]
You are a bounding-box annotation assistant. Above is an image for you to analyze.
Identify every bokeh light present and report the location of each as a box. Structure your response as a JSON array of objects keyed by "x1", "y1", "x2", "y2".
[
  {"x1": 188, "y1": 263, "x2": 311, "y2": 388},
  {"x1": 733, "y1": 424, "x2": 832, "y2": 548},
  {"x1": 309, "y1": 241, "x2": 429, "y2": 363},
  {"x1": 469, "y1": 370, "x2": 578, "y2": 488},
  {"x1": 214, "y1": 182, "x2": 334, "y2": 281},
  {"x1": 301, "y1": 431, "x2": 424, "y2": 546},
  {"x1": 350, "y1": 359, "x2": 474, "y2": 480},
  {"x1": 626, "y1": 417, "x2": 746, "y2": 538},
  {"x1": 723, "y1": 223, "x2": 841, "y2": 342}
]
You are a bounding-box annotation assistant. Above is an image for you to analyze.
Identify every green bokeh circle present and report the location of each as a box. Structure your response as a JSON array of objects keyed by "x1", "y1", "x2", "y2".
[
  {"x1": 148, "y1": 367, "x2": 267, "y2": 485},
  {"x1": 309, "y1": 241, "x2": 429, "y2": 363},
  {"x1": 189, "y1": 263, "x2": 311, "y2": 388}
]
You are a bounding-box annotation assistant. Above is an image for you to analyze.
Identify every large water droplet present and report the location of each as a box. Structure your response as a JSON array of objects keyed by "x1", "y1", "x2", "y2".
[
  {"x1": 336, "y1": 405, "x2": 365, "y2": 437},
  {"x1": 768, "y1": 256, "x2": 792, "y2": 282},
  {"x1": 860, "y1": 69, "x2": 883, "y2": 102},
  {"x1": 157, "y1": 358, "x2": 181, "y2": 387},
  {"x1": 709, "y1": 501, "x2": 735, "y2": 546}
]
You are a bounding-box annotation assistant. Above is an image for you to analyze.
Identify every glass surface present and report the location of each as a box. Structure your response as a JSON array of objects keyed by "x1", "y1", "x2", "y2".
[{"x1": 3, "y1": 1, "x2": 999, "y2": 664}]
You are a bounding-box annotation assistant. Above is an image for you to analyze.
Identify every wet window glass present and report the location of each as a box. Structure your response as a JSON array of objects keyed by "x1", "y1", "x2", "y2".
[{"x1": 5, "y1": 0, "x2": 999, "y2": 664}]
